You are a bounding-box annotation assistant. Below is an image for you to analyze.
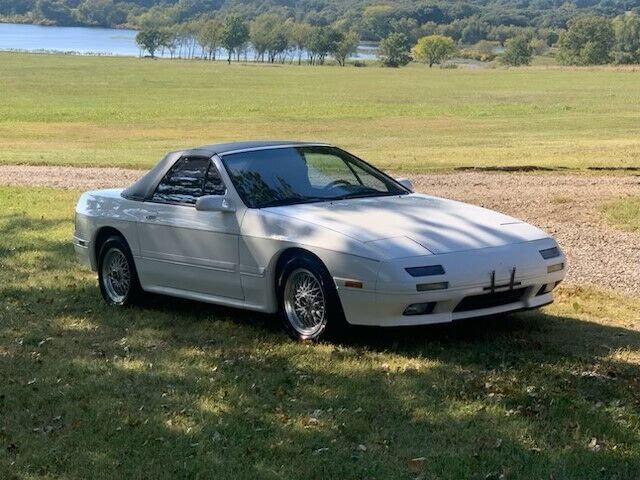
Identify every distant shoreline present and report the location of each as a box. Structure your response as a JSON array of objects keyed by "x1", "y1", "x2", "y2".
[{"x1": 0, "y1": 18, "x2": 136, "y2": 30}]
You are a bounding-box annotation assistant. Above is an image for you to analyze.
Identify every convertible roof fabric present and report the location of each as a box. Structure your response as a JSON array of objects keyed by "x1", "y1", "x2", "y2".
[{"x1": 121, "y1": 140, "x2": 322, "y2": 201}]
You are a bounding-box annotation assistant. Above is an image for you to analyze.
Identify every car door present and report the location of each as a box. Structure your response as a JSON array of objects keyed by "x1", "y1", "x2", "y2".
[{"x1": 135, "y1": 155, "x2": 244, "y2": 300}]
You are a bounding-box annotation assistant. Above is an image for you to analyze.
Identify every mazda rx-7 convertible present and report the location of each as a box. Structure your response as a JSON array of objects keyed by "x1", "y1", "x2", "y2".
[{"x1": 74, "y1": 141, "x2": 566, "y2": 340}]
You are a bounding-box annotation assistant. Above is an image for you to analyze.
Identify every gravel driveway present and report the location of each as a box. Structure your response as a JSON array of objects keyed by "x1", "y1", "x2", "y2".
[{"x1": 1, "y1": 165, "x2": 639, "y2": 296}]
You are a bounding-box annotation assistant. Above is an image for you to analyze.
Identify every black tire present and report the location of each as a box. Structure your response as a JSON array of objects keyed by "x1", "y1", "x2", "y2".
[
  {"x1": 276, "y1": 254, "x2": 347, "y2": 341},
  {"x1": 97, "y1": 235, "x2": 144, "y2": 306}
]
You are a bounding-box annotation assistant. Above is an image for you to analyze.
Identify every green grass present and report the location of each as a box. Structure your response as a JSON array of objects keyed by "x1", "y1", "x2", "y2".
[
  {"x1": 1, "y1": 53, "x2": 640, "y2": 172},
  {"x1": 602, "y1": 196, "x2": 640, "y2": 231},
  {"x1": 1, "y1": 185, "x2": 640, "y2": 479}
]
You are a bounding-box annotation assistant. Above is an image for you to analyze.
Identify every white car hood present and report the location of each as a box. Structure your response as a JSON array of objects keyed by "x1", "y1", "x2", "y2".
[{"x1": 264, "y1": 194, "x2": 548, "y2": 255}]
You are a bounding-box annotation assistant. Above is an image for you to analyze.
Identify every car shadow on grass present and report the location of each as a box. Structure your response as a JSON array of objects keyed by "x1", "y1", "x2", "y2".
[{"x1": 2, "y1": 262, "x2": 640, "y2": 479}]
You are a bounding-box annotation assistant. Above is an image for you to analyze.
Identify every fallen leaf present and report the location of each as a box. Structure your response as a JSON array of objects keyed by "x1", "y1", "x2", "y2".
[
  {"x1": 407, "y1": 457, "x2": 426, "y2": 473},
  {"x1": 588, "y1": 437, "x2": 604, "y2": 452}
]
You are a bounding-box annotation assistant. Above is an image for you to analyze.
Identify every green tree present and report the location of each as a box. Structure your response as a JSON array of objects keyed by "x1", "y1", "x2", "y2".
[
  {"x1": 250, "y1": 13, "x2": 279, "y2": 62},
  {"x1": 474, "y1": 40, "x2": 498, "y2": 61},
  {"x1": 197, "y1": 19, "x2": 223, "y2": 60},
  {"x1": 538, "y1": 28, "x2": 561, "y2": 47},
  {"x1": 136, "y1": 6, "x2": 174, "y2": 29},
  {"x1": 288, "y1": 22, "x2": 313, "y2": 65},
  {"x1": 460, "y1": 16, "x2": 490, "y2": 44},
  {"x1": 175, "y1": 22, "x2": 198, "y2": 59},
  {"x1": 501, "y1": 36, "x2": 533, "y2": 66},
  {"x1": 306, "y1": 26, "x2": 340, "y2": 65},
  {"x1": 221, "y1": 15, "x2": 249, "y2": 63},
  {"x1": 613, "y1": 14, "x2": 640, "y2": 64},
  {"x1": 35, "y1": 0, "x2": 75, "y2": 26},
  {"x1": 377, "y1": 32, "x2": 411, "y2": 67},
  {"x1": 331, "y1": 30, "x2": 360, "y2": 66},
  {"x1": 76, "y1": 0, "x2": 126, "y2": 27},
  {"x1": 487, "y1": 25, "x2": 522, "y2": 46},
  {"x1": 362, "y1": 4, "x2": 395, "y2": 40},
  {"x1": 160, "y1": 26, "x2": 179, "y2": 59},
  {"x1": 135, "y1": 28, "x2": 165, "y2": 58},
  {"x1": 413, "y1": 34, "x2": 456, "y2": 67},
  {"x1": 389, "y1": 17, "x2": 420, "y2": 43},
  {"x1": 558, "y1": 16, "x2": 615, "y2": 65}
]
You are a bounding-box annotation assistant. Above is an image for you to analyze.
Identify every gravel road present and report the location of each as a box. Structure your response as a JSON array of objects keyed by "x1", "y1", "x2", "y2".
[{"x1": 1, "y1": 165, "x2": 639, "y2": 296}]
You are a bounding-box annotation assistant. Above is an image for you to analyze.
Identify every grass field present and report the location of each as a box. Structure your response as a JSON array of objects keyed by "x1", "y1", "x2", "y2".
[
  {"x1": 602, "y1": 197, "x2": 640, "y2": 231},
  {"x1": 1, "y1": 186, "x2": 640, "y2": 479},
  {"x1": 0, "y1": 53, "x2": 639, "y2": 171}
]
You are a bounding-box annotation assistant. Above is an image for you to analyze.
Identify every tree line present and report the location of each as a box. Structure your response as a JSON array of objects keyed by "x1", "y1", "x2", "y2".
[
  {"x1": 135, "y1": 12, "x2": 640, "y2": 68},
  {"x1": 135, "y1": 15, "x2": 362, "y2": 66},
  {"x1": 1, "y1": 0, "x2": 638, "y2": 44},
  {"x1": 1, "y1": 0, "x2": 638, "y2": 67}
]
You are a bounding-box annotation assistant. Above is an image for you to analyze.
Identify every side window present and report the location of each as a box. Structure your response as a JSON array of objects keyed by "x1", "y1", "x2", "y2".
[
  {"x1": 203, "y1": 163, "x2": 227, "y2": 196},
  {"x1": 151, "y1": 157, "x2": 209, "y2": 205}
]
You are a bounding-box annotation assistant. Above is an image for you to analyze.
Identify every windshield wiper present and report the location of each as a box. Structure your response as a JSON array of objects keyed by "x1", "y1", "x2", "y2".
[
  {"x1": 258, "y1": 196, "x2": 329, "y2": 208},
  {"x1": 331, "y1": 191, "x2": 398, "y2": 201}
]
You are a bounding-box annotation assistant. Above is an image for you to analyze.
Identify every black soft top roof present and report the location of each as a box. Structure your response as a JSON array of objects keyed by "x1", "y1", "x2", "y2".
[
  {"x1": 195, "y1": 140, "x2": 320, "y2": 155},
  {"x1": 121, "y1": 141, "x2": 326, "y2": 201}
]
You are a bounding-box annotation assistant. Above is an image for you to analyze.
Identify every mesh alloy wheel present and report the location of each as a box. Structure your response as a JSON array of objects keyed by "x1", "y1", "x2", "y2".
[
  {"x1": 283, "y1": 268, "x2": 327, "y2": 337},
  {"x1": 101, "y1": 247, "x2": 131, "y2": 303},
  {"x1": 97, "y1": 235, "x2": 143, "y2": 307}
]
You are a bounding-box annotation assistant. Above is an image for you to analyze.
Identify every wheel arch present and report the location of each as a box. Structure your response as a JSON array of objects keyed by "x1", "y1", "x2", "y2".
[
  {"x1": 93, "y1": 226, "x2": 127, "y2": 268},
  {"x1": 271, "y1": 246, "x2": 349, "y2": 340},
  {"x1": 272, "y1": 247, "x2": 329, "y2": 291}
]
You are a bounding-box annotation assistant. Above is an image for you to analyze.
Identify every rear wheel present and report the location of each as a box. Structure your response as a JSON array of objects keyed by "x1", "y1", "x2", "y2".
[
  {"x1": 98, "y1": 235, "x2": 143, "y2": 306},
  {"x1": 277, "y1": 254, "x2": 346, "y2": 341}
]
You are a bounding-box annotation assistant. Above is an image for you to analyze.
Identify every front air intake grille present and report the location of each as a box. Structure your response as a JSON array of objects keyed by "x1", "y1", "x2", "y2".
[
  {"x1": 453, "y1": 288, "x2": 526, "y2": 313},
  {"x1": 539, "y1": 247, "x2": 560, "y2": 259}
]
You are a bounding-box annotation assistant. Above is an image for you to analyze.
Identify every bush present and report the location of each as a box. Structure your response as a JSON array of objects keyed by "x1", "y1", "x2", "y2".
[
  {"x1": 558, "y1": 16, "x2": 615, "y2": 65},
  {"x1": 377, "y1": 32, "x2": 411, "y2": 67},
  {"x1": 501, "y1": 36, "x2": 533, "y2": 66},
  {"x1": 460, "y1": 40, "x2": 498, "y2": 61}
]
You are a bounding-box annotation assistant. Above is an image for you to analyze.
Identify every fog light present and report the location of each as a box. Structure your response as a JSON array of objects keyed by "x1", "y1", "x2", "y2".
[
  {"x1": 537, "y1": 280, "x2": 562, "y2": 296},
  {"x1": 547, "y1": 263, "x2": 564, "y2": 273},
  {"x1": 416, "y1": 281, "x2": 449, "y2": 292},
  {"x1": 403, "y1": 302, "x2": 436, "y2": 316}
]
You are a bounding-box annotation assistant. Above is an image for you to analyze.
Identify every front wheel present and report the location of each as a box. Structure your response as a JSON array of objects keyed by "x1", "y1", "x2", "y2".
[
  {"x1": 278, "y1": 255, "x2": 346, "y2": 341},
  {"x1": 98, "y1": 235, "x2": 143, "y2": 306}
]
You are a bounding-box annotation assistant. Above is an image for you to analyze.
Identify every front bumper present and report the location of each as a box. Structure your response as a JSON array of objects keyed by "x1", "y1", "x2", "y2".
[
  {"x1": 336, "y1": 240, "x2": 566, "y2": 327},
  {"x1": 72, "y1": 234, "x2": 94, "y2": 270},
  {"x1": 338, "y1": 278, "x2": 559, "y2": 327}
]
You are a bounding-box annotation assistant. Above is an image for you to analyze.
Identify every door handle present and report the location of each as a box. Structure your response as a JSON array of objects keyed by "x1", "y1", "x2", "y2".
[{"x1": 145, "y1": 214, "x2": 157, "y2": 221}]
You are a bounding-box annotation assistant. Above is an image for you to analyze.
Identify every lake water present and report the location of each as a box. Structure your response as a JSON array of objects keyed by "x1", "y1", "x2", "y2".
[{"x1": 0, "y1": 22, "x2": 377, "y2": 60}]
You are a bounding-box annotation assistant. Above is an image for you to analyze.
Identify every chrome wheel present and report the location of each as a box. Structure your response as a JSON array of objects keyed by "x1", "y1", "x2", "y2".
[
  {"x1": 101, "y1": 248, "x2": 131, "y2": 303},
  {"x1": 284, "y1": 268, "x2": 326, "y2": 336}
]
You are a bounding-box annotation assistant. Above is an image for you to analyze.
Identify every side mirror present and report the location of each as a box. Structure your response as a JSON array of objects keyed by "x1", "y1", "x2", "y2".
[
  {"x1": 195, "y1": 195, "x2": 236, "y2": 213},
  {"x1": 396, "y1": 177, "x2": 413, "y2": 192}
]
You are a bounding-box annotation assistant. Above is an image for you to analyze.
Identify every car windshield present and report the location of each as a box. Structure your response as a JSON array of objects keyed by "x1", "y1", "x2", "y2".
[{"x1": 221, "y1": 146, "x2": 408, "y2": 208}]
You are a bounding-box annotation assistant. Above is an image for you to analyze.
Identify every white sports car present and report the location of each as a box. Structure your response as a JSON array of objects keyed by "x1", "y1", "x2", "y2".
[{"x1": 74, "y1": 141, "x2": 566, "y2": 340}]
